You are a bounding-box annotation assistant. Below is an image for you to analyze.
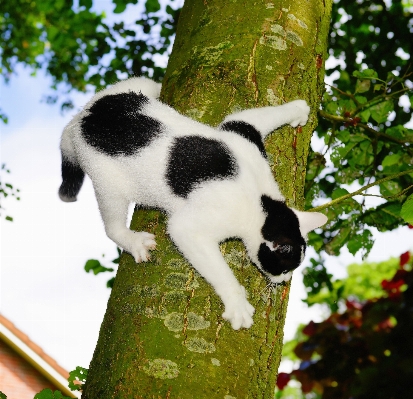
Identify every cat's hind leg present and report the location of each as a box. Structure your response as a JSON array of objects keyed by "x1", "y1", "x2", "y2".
[
  {"x1": 168, "y1": 210, "x2": 255, "y2": 330},
  {"x1": 94, "y1": 190, "x2": 156, "y2": 263}
]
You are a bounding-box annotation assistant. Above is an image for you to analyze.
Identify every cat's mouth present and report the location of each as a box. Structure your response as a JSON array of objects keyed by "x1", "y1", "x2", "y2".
[{"x1": 268, "y1": 270, "x2": 293, "y2": 285}]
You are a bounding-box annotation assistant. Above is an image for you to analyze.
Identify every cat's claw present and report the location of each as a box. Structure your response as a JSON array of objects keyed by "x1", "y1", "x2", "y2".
[
  {"x1": 287, "y1": 100, "x2": 311, "y2": 127},
  {"x1": 222, "y1": 286, "x2": 255, "y2": 330},
  {"x1": 131, "y1": 232, "x2": 156, "y2": 263}
]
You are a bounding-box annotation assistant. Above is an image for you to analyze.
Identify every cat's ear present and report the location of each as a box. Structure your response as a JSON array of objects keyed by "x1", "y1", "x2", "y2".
[
  {"x1": 293, "y1": 210, "x2": 328, "y2": 236},
  {"x1": 261, "y1": 195, "x2": 274, "y2": 214}
]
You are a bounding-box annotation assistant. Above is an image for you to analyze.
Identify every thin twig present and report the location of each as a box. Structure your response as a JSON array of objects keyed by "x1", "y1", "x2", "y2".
[
  {"x1": 309, "y1": 168, "x2": 413, "y2": 212},
  {"x1": 360, "y1": 183, "x2": 413, "y2": 200},
  {"x1": 318, "y1": 110, "x2": 413, "y2": 146}
]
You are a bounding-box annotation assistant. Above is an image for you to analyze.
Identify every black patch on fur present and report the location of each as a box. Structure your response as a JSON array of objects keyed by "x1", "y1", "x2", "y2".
[
  {"x1": 220, "y1": 121, "x2": 266, "y2": 157},
  {"x1": 166, "y1": 136, "x2": 238, "y2": 198},
  {"x1": 81, "y1": 92, "x2": 162, "y2": 156},
  {"x1": 59, "y1": 156, "x2": 85, "y2": 200},
  {"x1": 258, "y1": 195, "x2": 306, "y2": 276}
]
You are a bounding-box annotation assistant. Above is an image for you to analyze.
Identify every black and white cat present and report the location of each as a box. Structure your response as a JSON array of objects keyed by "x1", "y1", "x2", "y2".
[{"x1": 59, "y1": 77, "x2": 327, "y2": 330}]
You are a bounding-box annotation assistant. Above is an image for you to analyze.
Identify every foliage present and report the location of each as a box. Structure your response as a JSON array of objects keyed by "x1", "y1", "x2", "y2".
[
  {"x1": 303, "y1": 252, "x2": 404, "y2": 312},
  {"x1": 328, "y1": 0, "x2": 412, "y2": 91},
  {"x1": 307, "y1": 68, "x2": 413, "y2": 259},
  {"x1": 277, "y1": 249, "x2": 413, "y2": 398},
  {"x1": 84, "y1": 259, "x2": 114, "y2": 275},
  {"x1": 305, "y1": 0, "x2": 413, "y2": 265},
  {"x1": 0, "y1": 366, "x2": 89, "y2": 398},
  {"x1": 83, "y1": 247, "x2": 120, "y2": 288},
  {"x1": 0, "y1": 0, "x2": 180, "y2": 113},
  {"x1": 0, "y1": 163, "x2": 20, "y2": 221},
  {"x1": 68, "y1": 366, "x2": 89, "y2": 391},
  {"x1": 33, "y1": 390, "x2": 71, "y2": 399}
]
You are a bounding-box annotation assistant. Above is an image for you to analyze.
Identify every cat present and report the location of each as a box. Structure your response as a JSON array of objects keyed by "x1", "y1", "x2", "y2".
[{"x1": 58, "y1": 77, "x2": 327, "y2": 330}]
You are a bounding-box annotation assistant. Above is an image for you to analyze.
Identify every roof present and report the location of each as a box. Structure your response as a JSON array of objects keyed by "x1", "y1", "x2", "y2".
[{"x1": 0, "y1": 314, "x2": 81, "y2": 398}]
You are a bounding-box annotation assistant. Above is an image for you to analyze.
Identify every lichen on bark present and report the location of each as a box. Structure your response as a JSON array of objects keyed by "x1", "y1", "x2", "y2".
[{"x1": 82, "y1": 1, "x2": 332, "y2": 398}]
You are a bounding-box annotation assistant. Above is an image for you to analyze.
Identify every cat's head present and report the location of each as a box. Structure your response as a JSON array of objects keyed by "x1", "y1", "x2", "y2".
[{"x1": 257, "y1": 195, "x2": 327, "y2": 284}]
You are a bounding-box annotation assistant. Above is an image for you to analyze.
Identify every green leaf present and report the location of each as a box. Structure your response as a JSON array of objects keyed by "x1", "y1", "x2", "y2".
[
  {"x1": 68, "y1": 366, "x2": 88, "y2": 391},
  {"x1": 111, "y1": 247, "x2": 122, "y2": 264},
  {"x1": 52, "y1": 392, "x2": 67, "y2": 399},
  {"x1": 0, "y1": 108, "x2": 8, "y2": 124},
  {"x1": 145, "y1": 0, "x2": 161, "y2": 13},
  {"x1": 347, "y1": 229, "x2": 373, "y2": 255},
  {"x1": 79, "y1": 0, "x2": 92, "y2": 9},
  {"x1": 381, "y1": 202, "x2": 402, "y2": 218},
  {"x1": 359, "y1": 109, "x2": 371, "y2": 122},
  {"x1": 34, "y1": 390, "x2": 71, "y2": 399},
  {"x1": 380, "y1": 180, "x2": 402, "y2": 196},
  {"x1": 370, "y1": 100, "x2": 394, "y2": 124},
  {"x1": 113, "y1": 0, "x2": 128, "y2": 13},
  {"x1": 84, "y1": 259, "x2": 114, "y2": 275},
  {"x1": 166, "y1": 5, "x2": 175, "y2": 16},
  {"x1": 84, "y1": 259, "x2": 100, "y2": 272},
  {"x1": 362, "y1": 202, "x2": 402, "y2": 232},
  {"x1": 374, "y1": 83, "x2": 384, "y2": 91},
  {"x1": 325, "y1": 98, "x2": 339, "y2": 115},
  {"x1": 0, "y1": 391, "x2": 7, "y2": 399},
  {"x1": 5, "y1": 216, "x2": 13, "y2": 222},
  {"x1": 336, "y1": 129, "x2": 350, "y2": 143},
  {"x1": 382, "y1": 153, "x2": 401, "y2": 167},
  {"x1": 332, "y1": 188, "x2": 349, "y2": 200},
  {"x1": 34, "y1": 390, "x2": 54, "y2": 399},
  {"x1": 350, "y1": 140, "x2": 374, "y2": 166},
  {"x1": 338, "y1": 98, "x2": 357, "y2": 114},
  {"x1": 410, "y1": 95, "x2": 413, "y2": 108},
  {"x1": 355, "y1": 79, "x2": 371, "y2": 93},
  {"x1": 355, "y1": 95, "x2": 368, "y2": 105},
  {"x1": 306, "y1": 152, "x2": 326, "y2": 181},
  {"x1": 401, "y1": 194, "x2": 413, "y2": 225},
  {"x1": 331, "y1": 135, "x2": 368, "y2": 167},
  {"x1": 107, "y1": 277, "x2": 116, "y2": 288},
  {"x1": 303, "y1": 259, "x2": 333, "y2": 296},
  {"x1": 307, "y1": 231, "x2": 324, "y2": 251},
  {"x1": 386, "y1": 125, "x2": 413, "y2": 140},
  {"x1": 353, "y1": 69, "x2": 378, "y2": 79},
  {"x1": 325, "y1": 226, "x2": 352, "y2": 256}
]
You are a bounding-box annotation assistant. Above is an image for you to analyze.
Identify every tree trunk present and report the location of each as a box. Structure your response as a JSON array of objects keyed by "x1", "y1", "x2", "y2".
[{"x1": 82, "y1": 1, "x2": 332, "y2": 398}]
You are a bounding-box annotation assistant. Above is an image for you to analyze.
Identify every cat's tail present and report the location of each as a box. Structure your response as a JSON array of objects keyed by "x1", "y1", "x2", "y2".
[{"x1": 58, "y1": 125, "x2": 85, "y2": 202}]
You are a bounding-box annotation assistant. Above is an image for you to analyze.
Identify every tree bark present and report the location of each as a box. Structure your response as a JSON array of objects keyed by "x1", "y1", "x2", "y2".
[{"x1": 82, "y1": 1, "x2": 332, "y2": 398}]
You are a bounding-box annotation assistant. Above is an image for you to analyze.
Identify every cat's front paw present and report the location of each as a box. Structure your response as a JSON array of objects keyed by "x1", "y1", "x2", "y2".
[
  {"x1": 222, "y1": 286, "x2": 255, "y2": 330},
  {"x1": 130, "y1": 232, "x2": 156, "y2": 263},
  {"x1": 287, "y1": 100, "x2": 311, "y2": 127}
]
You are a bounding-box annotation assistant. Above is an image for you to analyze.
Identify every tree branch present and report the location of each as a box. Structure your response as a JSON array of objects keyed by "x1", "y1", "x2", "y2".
[
  {"x1": 319, "y1": 110, "x2": 413, "y2": 146},
  {"x1": 309, "y1": 168, "x2": 413, "y2": 213}
]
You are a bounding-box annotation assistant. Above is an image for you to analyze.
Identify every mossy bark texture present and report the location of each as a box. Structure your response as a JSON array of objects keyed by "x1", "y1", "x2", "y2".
[{"x1": 82, "y1": 1, "x2": 332, "y2": 398}]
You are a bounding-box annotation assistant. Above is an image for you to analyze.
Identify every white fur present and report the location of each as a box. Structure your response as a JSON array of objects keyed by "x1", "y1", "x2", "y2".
[{"x1": 60, "y1": 77, "x2": 327, "y2": 330}]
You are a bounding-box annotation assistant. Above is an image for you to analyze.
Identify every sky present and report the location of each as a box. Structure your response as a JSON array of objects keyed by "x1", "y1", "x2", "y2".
[{"x1": 1, "y1": 7, "x2": 413, "y2": 382}]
